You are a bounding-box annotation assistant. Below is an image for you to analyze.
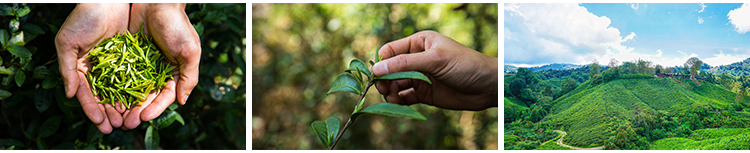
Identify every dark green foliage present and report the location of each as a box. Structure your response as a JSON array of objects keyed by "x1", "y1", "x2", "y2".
[
  {"x1": 503, "y1": 120, "x2": 557, "y2": 150},
  {"x1": 504, "y1": 97, "x2": 528, "y2": 123},
  {"x1": 651, "y1": 128, "x2": 750, "y2": 150},
  {"x1": 1, "y1": 3, "x2": 246, "y2": 150},
  {"x1": 509, "y1": 78, "x2": 526, "y2": 98},
  {"x1": 560, "y1": 78, "x2": 577, "y2": 95}
]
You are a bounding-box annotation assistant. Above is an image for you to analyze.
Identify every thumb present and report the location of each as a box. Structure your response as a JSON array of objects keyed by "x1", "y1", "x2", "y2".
[{"x1": 371, "y1": 51, "x2": 438, "y2": 77}]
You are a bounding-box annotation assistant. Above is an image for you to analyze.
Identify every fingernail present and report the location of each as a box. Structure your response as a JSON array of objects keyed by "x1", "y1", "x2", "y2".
[
  {"x1": 182, "y1": 94, "x2": 189, "y2": 105},
  {"x1": 372, "y1": 62, "x2": 388, "y2": 76}
]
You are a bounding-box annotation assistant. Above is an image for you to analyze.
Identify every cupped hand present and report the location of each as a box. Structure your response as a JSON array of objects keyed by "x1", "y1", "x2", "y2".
[
  {"x1": 121, "y1": 3, "x2": 201, "y2": 130},
  {"x1": 55, "y1": 3, "x2": 131, "y2": 134},
  {"x1": 371, "y1": 31, "x2": 498, "y2": 111}
]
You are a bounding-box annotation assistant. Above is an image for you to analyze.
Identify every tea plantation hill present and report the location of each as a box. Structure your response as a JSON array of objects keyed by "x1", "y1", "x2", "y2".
[{"x1": 541, "y1": 74, "x2": 750, "y2": 149}]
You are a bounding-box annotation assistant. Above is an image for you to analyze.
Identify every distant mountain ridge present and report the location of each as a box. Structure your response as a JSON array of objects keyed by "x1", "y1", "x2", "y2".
[{"x1": 505, "y1": 63, "x2": 583, "y2": 73}]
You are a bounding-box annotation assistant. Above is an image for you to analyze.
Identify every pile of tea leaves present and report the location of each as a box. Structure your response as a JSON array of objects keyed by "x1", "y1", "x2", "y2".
[{"x1": 84, "y1": 26, "x2": 175, "y2": 109}]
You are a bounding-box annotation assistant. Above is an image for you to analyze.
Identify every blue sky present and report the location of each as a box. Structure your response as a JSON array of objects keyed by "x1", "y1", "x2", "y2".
[{"x1": 505, "y1": 3, "x2": 750, "y2": 67}]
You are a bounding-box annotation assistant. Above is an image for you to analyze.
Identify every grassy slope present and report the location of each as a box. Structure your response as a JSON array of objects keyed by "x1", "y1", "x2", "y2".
[
  {"x1": 651, "y1": 128, "x2": 750, "y2": 150},
  {"x1": 543, "y1": 77, "x2": 739, "y2": 147},
  {"x1": 504, "y1": 97, "x2": 528, "y2": 122}
]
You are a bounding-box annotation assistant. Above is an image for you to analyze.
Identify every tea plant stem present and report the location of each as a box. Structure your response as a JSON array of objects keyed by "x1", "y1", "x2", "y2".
[{"x1": 329, "y1": 82, "x2": 374, "y2": 150}]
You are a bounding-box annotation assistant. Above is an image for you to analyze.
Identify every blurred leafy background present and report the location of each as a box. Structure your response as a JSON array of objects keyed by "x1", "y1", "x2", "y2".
[
  {"x1": 0, "y1": 3, "x2": 245, "y2": 149},
  {"x1": 251, "y1": 3, "x2": 498, "y2": 149}
]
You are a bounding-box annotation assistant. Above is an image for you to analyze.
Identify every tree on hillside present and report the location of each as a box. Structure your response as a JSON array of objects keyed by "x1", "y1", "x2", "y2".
[
  {"x1": 609, "y1": 58, "x2": 619, "y2": 68},
  {"x1": 655, "y1": 65, "x2": 663, "y2": 74},
  {"x1": 684, "y1": 57, "x2": 703, "y2": 79},
  {"x1": 623, "y1": 61, "x2": 637, "y2": 74},
  {"x1": 509, "y1": 78, "x2": 527, "y2": 98},
  {"x1": 561, "y1": 78, "x2": 578, "y2": 95},
  {"x1": 517, "y1": 68, "x2": 539, "y2": 85},
  {"x1": 589, "y1": 60, "x2": 601, "y2": 79},
  {"x1": 636, "y1": 59, "x2": 652, "y2": 74}
]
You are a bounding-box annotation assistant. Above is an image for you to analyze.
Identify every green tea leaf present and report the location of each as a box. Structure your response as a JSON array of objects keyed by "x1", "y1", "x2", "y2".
[
  {"x1": 0, "y1": 139, "x2": 24, "y2": 148},
  {"x1": 15, "y1": 6, "x2": 29, "y2": 17},
  {"x1": 33, "y1": 66, "x2": 49, "y2": 79},
  {"x1": 345, "y1": 59, "x2": 371, "y2": 78},
  {"x1": 325, "y1": 116, "x2": 340, "y2": 146},
  {"x1": 326, "y1": 73, "x2": 360, "y2": 95},
  {"x1": 0, "y1": 66, "x2": 12, "y2": 75},
  {"x1": 0, "y1": 5, "x2": 12, "y2": 16},
  {"x1": 37, "y1": 116, "x2": 61, "y2": 138},
  {"x1": 0, "y1": 89, "x2": 10, "y2": 99},
  {"x1": 155, "y1": 111, "x2": 185, "y2": 129},
  {"x1": 35, "y1": 139, "x2": 46, "y2": 150},
  {"x1": 311, "y1": 120, "x2": 330, "y2": 147},
  {"x1": 34, "y1": 89, "x2": 51, "y2": 113},
  {"x1": 13, "y1": 68, "x2": 24, "y2": 87},
  {"x1": 145, "y1": 126, "x2": 159, "y2": 150},
  {"x1": 7, "y1": 45, "x2": 30, "y2": 58},
  {"x1": 22, "y1": 24, "x2": 44, "y2": 35},
  {"x1": 9, "y1": 19, "x2": 19, "y2": 33},
  {"x1": 373, "y1": 71, "x2": 432, "y2": 84},
  {"x1": 42, "y1": 77, "x2": 58, "y2": 89},
  {"x1": 0, "y1": 29, "x2": 8, "y2": 48},
  {"x1": 168, "y1": 103, "x2": 178, "y2": 111},
  {"x1": 354, "y1": 103, "x2": 426, "y2": 120}
]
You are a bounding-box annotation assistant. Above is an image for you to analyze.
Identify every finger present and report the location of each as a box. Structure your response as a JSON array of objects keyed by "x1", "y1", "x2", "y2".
[
  {"x1": 105, "y1": 103, "x2": 123, "y2": 128},
  {"x1": 377, "y1": 31, "x2": 440, "y2": 60},
  {"x1": 76, "y1": 72, "x2": 103, "y2": 124},
  {"x1": 123, "y1": 90, "x2": 159, "y2": 129},
  {"x1": 95, "y1": 104, "x2": 113, "y2": 134},
  {"x1": 371, "y1": 51, "x2": 439, "y2": 77},
  {"x1": 141, "y1": 79, "x2": 177, "y2": 121},
  {"x1": 398, "y1": 88, "x2": 420, "y2": 105},
  {"x1": 114, "y1": 101, "x2": 125, "y2": 114},
  {"x1": 176, "y1": 53, "x2": 200, "y2": 105},
  {"x1": 375, "y1": 80, "x2": 390, "y2": 96},
  {"x1": 128, "y1": 3, "x2": 149, "y2": 37},
  {"x1": 55, "y1": 34, "x2": 80, "y2": 98}
]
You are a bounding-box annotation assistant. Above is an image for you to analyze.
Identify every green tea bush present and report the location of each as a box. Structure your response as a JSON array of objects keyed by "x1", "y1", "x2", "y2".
[{"x1": 0, "y1": 3, "x2": 245, "y2": 150}]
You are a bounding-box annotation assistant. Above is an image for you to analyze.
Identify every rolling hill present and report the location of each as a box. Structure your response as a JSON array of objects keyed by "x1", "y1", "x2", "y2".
[
  {"x1": 541, "y1": 76, "x2": 750, "y2": 148},
  {"x1": 650, "y1": 128, "x2": 750, "y2": 149}
]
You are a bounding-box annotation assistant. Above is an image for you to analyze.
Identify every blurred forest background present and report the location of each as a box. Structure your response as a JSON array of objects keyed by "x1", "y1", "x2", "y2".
[
  {"x1": 252, "y1": 3, "x2": 498, "y2": 149},
  {"x1": 0, "y1": 3, "x2": 245, "y2": 149}
]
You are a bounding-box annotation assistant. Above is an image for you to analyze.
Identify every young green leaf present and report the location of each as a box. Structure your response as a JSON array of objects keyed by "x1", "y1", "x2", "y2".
[
  {"x1": 37, "y1": 116, "x2": 60, "y2": 138},
  {"x1": 373, "y1": 71, "x2": 432, "y2": 84},
  {"x1": 353, "y1": 103, "x2": 426, "y2": 120},
  {"x1": 311, "y1": 116, "x2": 341, "y2": 148},
  {"x1": 8, "y1": 31, "x2": 23, "y2": 47},
  {"x1": 0, "y1": 89, "x2": 10, "y2": 99},
  {"x1": 327, "y1": 73, "x2": 360, "y2": 95},
  {"x1": 0, "y1": 29, "x2": 8, "y2": 48},
  {"x1": 345, "y1": 59, "x2": 371, "y2": 78},
  {"x1": 145, "y1": 126, "x2": 159, "y2": 150},
  {"x1": 42, "y1": 77, "x2": 58, "y2": 89},
  {"x1": 325, "y1": 116, "x2": 340, "y2": 146},
  {"x1": 15, "y1": 6, "x2": 30, "y2": 17},
  {"x1": 353, "y1": 98, "x2": 365, "y2": 114},
  {"x1": 311, "y1": 120, "x2": 330, "y2": 147},
  {"x1": 22, "y1": 24, "x2": 45, "y2": 35},
  {"x1": 154, "y1": 111, "x2": 183, "y2": 129},
  {"x1": 7, "y1": 45, "x2": 31, "y2": 58},
  {"x1": 13, "y1": 68, "x2": 24, "y2": 87}
]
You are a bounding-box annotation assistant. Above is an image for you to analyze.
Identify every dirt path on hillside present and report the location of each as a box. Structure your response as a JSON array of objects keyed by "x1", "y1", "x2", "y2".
[{"x1": 553, "y1": 130, "x2": 605, "y2": 150}]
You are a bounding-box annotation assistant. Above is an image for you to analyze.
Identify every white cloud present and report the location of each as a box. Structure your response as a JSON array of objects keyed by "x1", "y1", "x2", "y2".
[
  {"x1": 656, "y1": 49, "x2": 663, "y2": 57},
  {"x1": 728, "y1": 3, "x2": 750, "y2": 34},
  {"x1": 703, "y1": 51, "x2": 748, "y2": 66},
  {"x1": 698, "y1": 17, "x2": 704, "y2": 24},
  {"x1": 630, "y1": 3, "x2": 639, "y2": 10},
  {"x1": 504, "y1": 3, "x2": 636, "y2": 65},
  {"x1": 698, "y1": 3, "x2": 707, "y2": 13}
]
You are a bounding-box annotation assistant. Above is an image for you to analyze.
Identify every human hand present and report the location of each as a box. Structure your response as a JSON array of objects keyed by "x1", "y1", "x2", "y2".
[
  {"x1": 55, "y1": 3, "x2": 130, "y2": 134},
  {"x1": 121, "y1": 3, "x2": 201, "y2": 129},
  {"x1": 371, "y1": 31, "x2": 498, "y2": 111}
]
